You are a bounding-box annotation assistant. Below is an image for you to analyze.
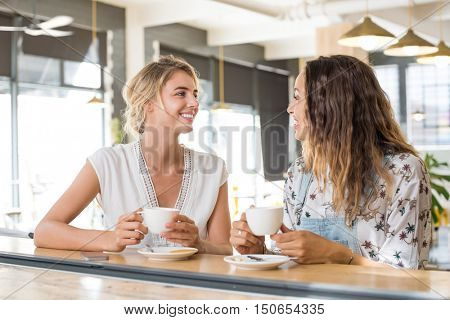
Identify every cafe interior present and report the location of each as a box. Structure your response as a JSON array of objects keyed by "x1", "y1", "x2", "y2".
[{"x1": 0, "y1": 0, "x2": 449, "y2": 300}]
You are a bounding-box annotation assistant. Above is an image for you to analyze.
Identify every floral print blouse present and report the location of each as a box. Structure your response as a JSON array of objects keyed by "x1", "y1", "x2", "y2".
[{"x1": 283, "y1": 153, "x2": 432, "y2": 269}]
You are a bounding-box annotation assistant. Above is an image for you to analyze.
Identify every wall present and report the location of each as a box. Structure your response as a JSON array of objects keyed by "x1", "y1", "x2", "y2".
[
  {"x1": 144, "y1": 23, "x2": 289, "y2": 70},
  {"x1": 0, "y1": 0, "x2": 126, "y2": 118}
]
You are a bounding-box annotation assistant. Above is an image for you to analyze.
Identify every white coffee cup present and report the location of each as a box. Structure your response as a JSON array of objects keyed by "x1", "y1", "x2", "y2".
[
  {"x1": 142, "y1": 207, "x2": 180, "y2": 234},
  {"x1": 245, "y1": 206, "x2": 283, "y2": 236}
]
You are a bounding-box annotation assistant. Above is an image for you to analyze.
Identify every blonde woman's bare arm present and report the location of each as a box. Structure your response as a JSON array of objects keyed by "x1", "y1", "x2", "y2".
[
  {"x1": 202, "y1": 182, "x2": 233, "y2": 255},
  {"x1": 34, "y1": 162, "x2": 118, "y2": 251}
]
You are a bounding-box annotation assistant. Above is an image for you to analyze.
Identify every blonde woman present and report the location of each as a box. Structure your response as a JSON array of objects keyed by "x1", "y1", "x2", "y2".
[
  {"x1": 35, "y1": 55, "x2": 232, "y2": 255},
  {"x1": 231, "y1": 55, "x2": 431, "y2": 269}
]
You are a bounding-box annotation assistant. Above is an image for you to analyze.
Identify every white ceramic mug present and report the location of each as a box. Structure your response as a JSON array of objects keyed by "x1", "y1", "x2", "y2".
[
  {"x1": 142, "y1": 207, "x2": 180, "y2": 234},
  {"x1": 245, "y1": 206, "x2": 283, "y2": 236}
]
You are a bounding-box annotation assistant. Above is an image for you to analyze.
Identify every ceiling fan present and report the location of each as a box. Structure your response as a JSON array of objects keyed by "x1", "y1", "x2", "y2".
[{"x1": 0, "y1": 0, "x2": 73, "y2": 37}]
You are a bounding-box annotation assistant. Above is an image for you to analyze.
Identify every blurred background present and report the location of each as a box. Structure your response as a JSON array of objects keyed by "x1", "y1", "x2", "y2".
[{"x1": 0, "y1": 0, "x2": 448, "y2": 251}]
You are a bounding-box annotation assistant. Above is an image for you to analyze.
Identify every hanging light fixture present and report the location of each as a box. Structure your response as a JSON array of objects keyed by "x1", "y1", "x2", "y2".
[
  {"x1": 411, "y1": 110, "x2": 425, "y2": 121},
  {"x1": 417, "y1": 41, "x2": 450, "y2": 66},
  {"x1": 87, "y1": 96, "x2": 103, "y2": 104},
  {"x1": 384, "y1": 0, "x2": 438, "y2": 57},
  {"x1": 211, "y1": 46, "x2": 231, "y2": 112},
  {"x1": 87, "y1": 0, "x2": 103, "y2": 106},
  {"x1": 338, "y1": 0, "x2": 397, "y2": 51},
  {"x1": 417, "y1": 1, "x2": 450, "y2": 66}
]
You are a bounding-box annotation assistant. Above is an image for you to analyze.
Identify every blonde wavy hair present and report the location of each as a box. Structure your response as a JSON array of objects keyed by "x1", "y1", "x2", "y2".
[
  {"x1": 122, "y1": 55, "x2": 199, "y2": 139},
  {"x1": 301, "y1": 55, "x2": 418, "y2": 225}
]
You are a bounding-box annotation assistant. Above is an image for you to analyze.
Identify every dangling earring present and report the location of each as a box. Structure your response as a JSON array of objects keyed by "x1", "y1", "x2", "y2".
[
  {"x1": 138, "y1": 114, "x2": 146, "y2": 134},
  {"x1": 138, "y1": 122, "x2": 145, "y2": 134}
]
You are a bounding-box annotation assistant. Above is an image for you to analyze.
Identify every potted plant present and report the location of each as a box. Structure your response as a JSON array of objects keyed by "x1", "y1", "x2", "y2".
[
  {"x1": 110, "y1": 117, "x2": 125, "y2": 145},
  {"x1": 424, "y1": 153, "x2": 450, "y2": 226}
]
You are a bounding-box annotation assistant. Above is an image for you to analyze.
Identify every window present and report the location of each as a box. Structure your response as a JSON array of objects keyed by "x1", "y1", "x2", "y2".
[
  {"x1": 406, "y1": 64, "x2": 450, "y2": 146},
  {"x1": 179, "y1": 77, "x2": 287, "y2": 218},
  {"x1": 17, "y1": 85, "x2": 104, "y2": 228},
  {"x1": 212, "y1": 108, "x2": 258, "y2": 217},
  {"x1": 0, "y1": 80, "x2": 11, "y2": 212},
  {"x1": 64, "y1": 61, "x2": 102, "y2": 89},
  {"x1": 18, "y1": 54, "x2": 60, "y2": 85},
  {"x1": 374, "y1": 64, "x2": 401, "y2": 122},
  {"x1": 180, "y1": 106, "x2": 283, "y2": 219},
  {"x1": 181, "y1": 106, "x2": 265, "y2": 218},
  {"x1": 5, "y1": 53, "x2": 106, "y2": 229},
  {"x1": 179, "y1": 79, "x2": 276, "y2": 218}
]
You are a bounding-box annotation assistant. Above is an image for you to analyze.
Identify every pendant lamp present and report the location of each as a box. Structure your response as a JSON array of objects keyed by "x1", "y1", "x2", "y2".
[
  {"x1": 417, "y1": 41, "x2": 450, "y2": 66},
  {"x1": 384, "y1": 29, "x2": 438, "y2": 56},
  {"x1": 417, "y1": 1, "x2": 449, "y2": 66},
  {"x1": 338, "y1": 17, "x2": 397, "y2": 51},
  {"x1": 338, "y1": 0, "x2": 397, "y2": 51},
  {"x1": 384, "y1": 0, "x2": 438, "y2": 56},
  {"x1": 87, "y1": 96, "x2": 103, "y2": 104},
  {"x1": 411, "y1": 110, "x2": 425, "y2": 122}
]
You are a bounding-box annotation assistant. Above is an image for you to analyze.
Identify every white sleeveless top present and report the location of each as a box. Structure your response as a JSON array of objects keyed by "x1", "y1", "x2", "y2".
[{"x1": 87, "y1": 141, "x2": 228, "y2": 246}]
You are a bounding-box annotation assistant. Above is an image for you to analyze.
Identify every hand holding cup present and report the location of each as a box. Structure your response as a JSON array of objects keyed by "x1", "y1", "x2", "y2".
[
  {"x1": 230, "y1": 211, "x2": 265, "y2": 255},
  {"x1": 230, "y1": 206, "x2": 283, "y2": 255},
  {"x1": 160, "y1": 214, "x2": 201, "y2": 249},
  {"x1": 109, "y1": 209, "x2": 148, "y2": 252}
]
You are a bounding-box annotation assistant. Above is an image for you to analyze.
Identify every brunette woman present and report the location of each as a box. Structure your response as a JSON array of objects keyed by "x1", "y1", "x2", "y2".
[{"x1": 231, "y1": 55, "x2": 431, "y2": 269}]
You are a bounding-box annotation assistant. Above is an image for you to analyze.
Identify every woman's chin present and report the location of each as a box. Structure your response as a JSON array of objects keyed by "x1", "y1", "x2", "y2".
[
  {"x1": 177, "y1": 124, "x2": 194, "y2": 134},
  {"x1": 295, "y1": 131, "x2": 306, "y2": 141}
]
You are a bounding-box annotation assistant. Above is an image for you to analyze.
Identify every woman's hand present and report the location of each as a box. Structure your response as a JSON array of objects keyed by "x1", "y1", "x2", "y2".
[
  {"x1": 108, "y1": 209, "x2": 148, "y2": 252},
  {"x1": 230, "y1": 212, "x2": 264, "y2": 255},
  {"x1": 161, "y1": 214, "x2": 201, "y2": 250},
  {"x1": 271, "y1": 225, "x2": 351, "y2": 264}
]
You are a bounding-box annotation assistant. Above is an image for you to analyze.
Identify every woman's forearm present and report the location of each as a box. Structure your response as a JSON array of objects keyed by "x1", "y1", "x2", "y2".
[
  {"x1": 352, "y1": 255, "x2": 393, "y2": 268},
  {"x1": 329, "y1": 244, "x2": 393, "y2": 268},
  {"x1": 199, "y1": 239, "x2": 232, "y2": 255},
  {"x1": 34, "y1": 220, "x2": 114, "y2": 252}
]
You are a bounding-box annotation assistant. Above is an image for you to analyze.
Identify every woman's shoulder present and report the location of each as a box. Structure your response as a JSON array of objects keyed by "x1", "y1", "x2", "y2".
[
  {"x1": 89, "y1": 142, "x2": 136, "y2": 164},
  {"x1": 288, "y1": 156, "x2": 306, "y2": 174},
  {"x1": 283, "y1": 156, "x2": 306, "y2": 185},
  {"x1": 189, "y1": 148, "x2": 226, "y2": 164},
  {"x1": 187, "y1": 148, "x2": 227, "y2": 178},
  {"x1": 387, "y1": 152, "x2": 428, "y2": 178}
]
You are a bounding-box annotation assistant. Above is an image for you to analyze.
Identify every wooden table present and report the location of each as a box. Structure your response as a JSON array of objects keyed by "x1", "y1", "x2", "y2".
[
  {"x1": 0, "y1": 264, "x2": 282, "y2": 300},
  {"x1": 1, "y1": 236, "x2": 449, "y2": 299}
]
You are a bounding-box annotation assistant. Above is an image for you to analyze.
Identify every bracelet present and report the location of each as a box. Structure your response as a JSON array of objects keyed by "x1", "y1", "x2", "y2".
[{"x1": 347, "y1": 255, "x2": 354, "y2": 265}]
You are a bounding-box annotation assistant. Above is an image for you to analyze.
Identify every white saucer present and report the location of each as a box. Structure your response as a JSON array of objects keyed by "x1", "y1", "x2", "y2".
[
  {"x1": 224, "y1": 254, "x2": 290, "y2": 270},
  {"x1": 137, "y1": 247, "x2": 198, "y2": 261}
]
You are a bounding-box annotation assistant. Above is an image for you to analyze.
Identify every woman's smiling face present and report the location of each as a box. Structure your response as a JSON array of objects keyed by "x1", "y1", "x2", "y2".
[
  {"x1": 147, "y1": 69, "x2": 199, "y2": 134},
  {"x1": 287, "y1": 73, "x2": 308, "y2": 141}
]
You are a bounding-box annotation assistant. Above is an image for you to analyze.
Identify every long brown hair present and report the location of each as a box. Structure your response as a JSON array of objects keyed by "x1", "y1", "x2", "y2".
[{"x1": 302, "y1": 55, "x2": 417, "y2": 225}]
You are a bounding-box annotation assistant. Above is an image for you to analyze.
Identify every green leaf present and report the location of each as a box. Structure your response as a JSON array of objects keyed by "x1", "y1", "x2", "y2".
[
  {"x1": 423, "y1": 154, "x2": 450, "y2": 215},
  {"x1": 424, "y1": 153, "x2": 449, "y2": 170},
  {"x1": 430, "y1": 173, "x2": 450, "y2": 182},
  {"x1": 431, "y1": 196, "x2": 441, "y2": 224},
  {"x1": 437, "y1": 161, "x2": 449, "y2": 167},
  {"x1": 431, "y1": 182, "x2": 450, "y2": 200},
  {"x1": 432, "y1": 195, "x2": 444, "y2": 212}
]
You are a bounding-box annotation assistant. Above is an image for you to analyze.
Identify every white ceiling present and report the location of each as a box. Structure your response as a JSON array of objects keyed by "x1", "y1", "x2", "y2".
[{"x1": 99, "y1": 0, "x2": 449, "y2": 60}]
